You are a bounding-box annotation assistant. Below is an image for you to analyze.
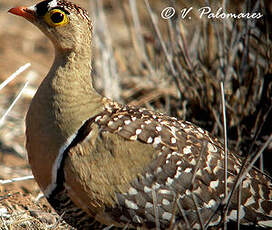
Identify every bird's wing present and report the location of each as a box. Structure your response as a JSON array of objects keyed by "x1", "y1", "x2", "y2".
[{"x1": 62, "y1": 104, "x2": 272, "y2": 229}]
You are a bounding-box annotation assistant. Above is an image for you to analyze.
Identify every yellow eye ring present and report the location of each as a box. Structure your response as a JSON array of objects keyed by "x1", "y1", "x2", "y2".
[{"x1": 44, "y1": 9, "x2": 69, "y2": 27}]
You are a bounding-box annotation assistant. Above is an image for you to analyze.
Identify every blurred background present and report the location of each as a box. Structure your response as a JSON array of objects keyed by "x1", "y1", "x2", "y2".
[{"x1": 0, "y1": 0, "x2": 271, "y2": 229}]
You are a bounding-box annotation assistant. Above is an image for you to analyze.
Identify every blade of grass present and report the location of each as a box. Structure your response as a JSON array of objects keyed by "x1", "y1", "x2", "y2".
[
  {"x1": 221, "y1": 134, "x2": 272, "y2": 225},
  {"x1": 0, "y1": 63, "x2": 30, "y2": 91},
  {"x1": 152, "y1": 189, "x2": 160, "y2": 230},
  {"x1": 129, "y1": 0, "x2": 156, "y2": 78},
  {"x1": 144, "y1": 0, "x2": 183, "y2": 98},
  {"x1": 0, "y1": 175, "x2": 34, "y2": 185},
  {"x1": 0, "y1": 81, "x2": 29, "y2": 127},
  {"x1": 176, "y1": 194, "x2": 191, "y2": 229},
  {"x1": 220, "y1": 81, "x2": 228, "y2": 229}
]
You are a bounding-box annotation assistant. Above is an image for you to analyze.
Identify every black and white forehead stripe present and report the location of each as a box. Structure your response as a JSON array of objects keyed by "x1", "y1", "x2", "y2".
[
  {"x1": 29, "y1": 0, "x2": 90, "y2": 24},
  {"x1": 33, "y1": 0, "x2": 69, "y2": 17}
]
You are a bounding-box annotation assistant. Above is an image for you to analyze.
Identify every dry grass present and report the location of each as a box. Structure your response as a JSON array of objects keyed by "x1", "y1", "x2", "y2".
[{"x1": 0, "y1": 0, "x2": 271, "y2": 229}]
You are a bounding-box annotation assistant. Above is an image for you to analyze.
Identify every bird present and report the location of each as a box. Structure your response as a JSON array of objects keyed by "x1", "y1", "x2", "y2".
[{"x1": 8, "y1": 0, "x2": 272, "y2": 229}]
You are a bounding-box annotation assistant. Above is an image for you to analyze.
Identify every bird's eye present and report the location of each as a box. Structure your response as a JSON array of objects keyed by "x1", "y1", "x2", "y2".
[
  {"x1": 51, "y1": 12, "x2": 64, "y2": 23},
  {"x1": 44, "y1": 9, "x2": 69, "y2": 27}
]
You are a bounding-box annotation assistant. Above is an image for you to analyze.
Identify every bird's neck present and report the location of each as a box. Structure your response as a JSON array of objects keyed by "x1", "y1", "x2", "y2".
[
  {"x1": 42, "y1": 48, "x2": 104, "y2": 137},
  {"x1": 26, "y1": 47, "x2": 104, "y2": 192}
]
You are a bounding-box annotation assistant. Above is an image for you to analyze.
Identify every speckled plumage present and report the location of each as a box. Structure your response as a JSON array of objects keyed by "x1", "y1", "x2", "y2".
[
  {"x1": 9, "y1": 0, "x2": 272, "y2": 229},
  {"x1": 61, "y1": 101, "x2": 272, "y2": 229}
]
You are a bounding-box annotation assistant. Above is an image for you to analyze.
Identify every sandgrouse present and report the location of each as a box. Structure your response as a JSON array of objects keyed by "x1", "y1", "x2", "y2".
[{"x1": 8, "y1": 0, "x2": 272, "y2": 229}]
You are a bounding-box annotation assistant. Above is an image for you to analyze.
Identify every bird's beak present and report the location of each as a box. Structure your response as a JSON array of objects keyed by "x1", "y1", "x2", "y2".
[{"x1": 8, "y1": 6, "x2": 36, "y2": 22}]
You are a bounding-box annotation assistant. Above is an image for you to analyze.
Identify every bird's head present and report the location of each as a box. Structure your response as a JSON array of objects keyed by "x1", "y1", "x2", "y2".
[{"x1": 9, "y1": 0, "x2": 92, "y2": 52}]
